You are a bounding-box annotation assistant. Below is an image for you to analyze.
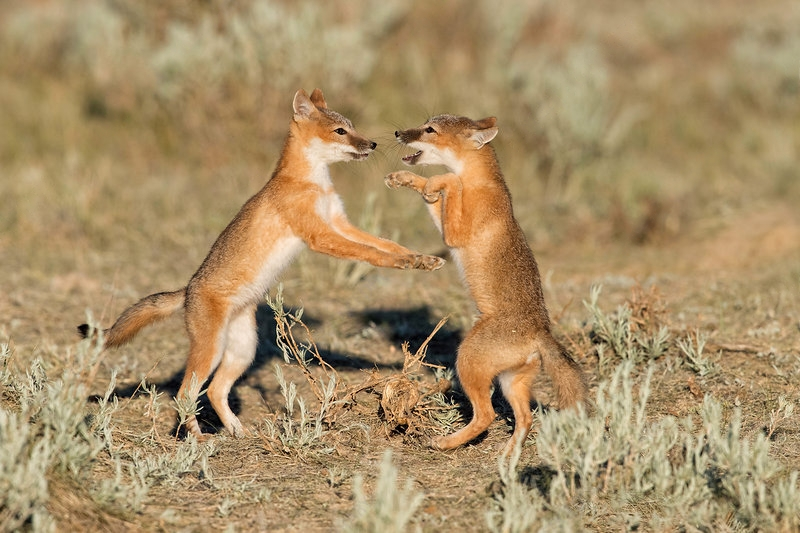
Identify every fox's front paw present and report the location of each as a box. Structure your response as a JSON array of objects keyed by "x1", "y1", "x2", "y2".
[
  {"x1": 422, "y1": 191, "x2": 440, "y2": 203},
  {"x1": 384, "y1": 171, "x2": 414, "y2": 190},
  {"x1": 396, "y1": 254, "x2": 445, "y2": 271},
  {"x1": 415, "y1": 254, "x2": 446, "y2": 271},
  {"x1": 422, "y1": 183, "x2": 442, "y2": 203}
]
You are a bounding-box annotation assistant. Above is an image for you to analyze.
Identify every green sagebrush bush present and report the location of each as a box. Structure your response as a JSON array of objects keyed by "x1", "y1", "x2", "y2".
[
  {"x1": 0, "y1": 330, "x2": 109, "y2": 531},
  {"x1": 340, "y1": 450, "x2": 425, "y2": 533},
  {"x1": 488, "y1": 362, "x2": 800, "y2": 532},
  {"x1": 584, "y1": 285, "x2": 670, "y2": 370}
]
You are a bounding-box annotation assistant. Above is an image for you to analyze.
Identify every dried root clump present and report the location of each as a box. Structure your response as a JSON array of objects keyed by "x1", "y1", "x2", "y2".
[
  {"x1": 264, "y1": 288, "x2": 457, "y2": 450},
  {"x1": 345, "y1": 317, "x2": 455, "y2": 438}
]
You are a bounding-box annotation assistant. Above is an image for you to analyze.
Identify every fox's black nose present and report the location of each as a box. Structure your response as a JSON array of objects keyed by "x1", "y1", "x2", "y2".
[{"x1": 370, "y1": 141, "x2": 377, "y2": 150}]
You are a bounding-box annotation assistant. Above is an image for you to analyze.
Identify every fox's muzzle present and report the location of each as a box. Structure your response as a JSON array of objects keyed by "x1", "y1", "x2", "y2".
[{"x1": 395, "y1": 129, "x2": 421, "y2": 144}]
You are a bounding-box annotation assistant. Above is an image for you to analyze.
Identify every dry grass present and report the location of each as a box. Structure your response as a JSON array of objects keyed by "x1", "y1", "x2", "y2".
[{"x1": 1, "y1": 0, "x2": 799, "y2": 531}]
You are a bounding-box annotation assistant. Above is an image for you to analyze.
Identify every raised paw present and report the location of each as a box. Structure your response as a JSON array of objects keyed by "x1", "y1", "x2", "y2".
[
  {"x1": 422, "y1": 190, "x2": 440, "y2": 203},
  {"x1": 384, "y1": 171, "x2": 414, "y2": 190},
  {"x1": 422, "y1": 183, "x2": 442, "y2": 203},
  {"x1": 415, "y1": 254, "x2": 446, "y2": 271},
  {"x1": 395, "y1": 253, "x2": 445, "y2": 271}
]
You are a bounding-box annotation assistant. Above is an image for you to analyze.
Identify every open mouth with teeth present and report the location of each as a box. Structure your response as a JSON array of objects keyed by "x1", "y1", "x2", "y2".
[
  {"x1": 349, "y1": 152, "x2": 371, "y2": 161},
  {"x1": 401, "y1": 150, "x2": 422, "y2": 165}
]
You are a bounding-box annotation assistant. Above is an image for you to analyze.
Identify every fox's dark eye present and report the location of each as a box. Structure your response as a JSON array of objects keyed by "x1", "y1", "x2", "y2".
[
  {"x1": 425, "y1": 126, "x2": 436, "y2": 134},
  {"x1": 334, "y1": 128, "x2": 347, "y2": 135}
]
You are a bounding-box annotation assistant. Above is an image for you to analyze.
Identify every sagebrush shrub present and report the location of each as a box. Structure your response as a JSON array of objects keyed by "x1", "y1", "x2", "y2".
[{"x1": 491, "y1": 361, "x2": 800, "y2": 531}]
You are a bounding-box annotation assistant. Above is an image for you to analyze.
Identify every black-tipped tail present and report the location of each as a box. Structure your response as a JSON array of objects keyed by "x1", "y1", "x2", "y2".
[{"x1": 77, "y1": 323, "x2": 91, "y2": 338}]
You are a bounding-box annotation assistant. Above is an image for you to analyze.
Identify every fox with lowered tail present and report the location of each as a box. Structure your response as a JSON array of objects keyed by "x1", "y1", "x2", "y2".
[
  {"x1": 80, "y1": 89, "x2": 444, "y2": 438},
  {"x1": 385, "y1": 114, "x2": 587, "y2": 454}
]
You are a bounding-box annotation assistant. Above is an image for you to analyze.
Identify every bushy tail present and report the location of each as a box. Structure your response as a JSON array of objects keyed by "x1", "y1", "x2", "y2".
[
  {"x1": 78, "y1": 289, "x2": 186, "y2": 349},
  {"x1": 540, "y1": 337, "x2": 588, "y2": 410}
]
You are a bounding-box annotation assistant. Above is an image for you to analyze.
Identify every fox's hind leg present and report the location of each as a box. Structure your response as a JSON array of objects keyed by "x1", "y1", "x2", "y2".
[
  {"x1": 433, "y1": 319, "x2": 540, "y2": 452},
  {"x1": 432, "y1": 320, "x2": 506, "y2": 450},
  {"x1": 498, "y1": 355, "x2": 541, "y2": 456},
  {"x1": 207, "y1": 305, "x2": 258, "y2": 437},
  {"x1": 179, "y1": 293, "x2": 230, "y2": 437}
]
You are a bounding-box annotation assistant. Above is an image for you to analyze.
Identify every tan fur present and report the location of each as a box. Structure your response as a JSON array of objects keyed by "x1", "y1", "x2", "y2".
[
  {"x1": 385, "y1": 114, "x2": 587, "y2": 454},
  {"x1": 80, "y1": 89, "x2": 444, "y2": 438}
]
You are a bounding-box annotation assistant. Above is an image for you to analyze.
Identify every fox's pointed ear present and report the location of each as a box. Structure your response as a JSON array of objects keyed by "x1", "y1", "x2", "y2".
[
  {"x1": 309, "y1": 88, "x2": 327, "y2": 109},
  {"x1": 293, "y1": 89, "x2": 317, "y2": 119},
  {"x1": 469, "y1": 118, "x2": 498, "y2": 148},
  {"x1": 476, "y1": 117, "x2": 497, "y2": 129}
]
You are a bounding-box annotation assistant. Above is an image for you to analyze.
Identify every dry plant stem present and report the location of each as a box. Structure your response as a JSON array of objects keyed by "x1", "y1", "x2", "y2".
[
  {"x1": 707, "y1": 343, "x2": 763, "y2": 354},
  {"x1": 402, "y1": 316, "x2": 449, "y2": 374},
  {"x1": 121, "y1": 359, "x2": 165, "y2": 412},
  {"x1": 344, "y1": 316, "x2": 449, "y2": 400},
  {"x1": 274, "y1": 307, "x2": 340, "y2": 404},
  {"x1": 552, "y1": 295, "x2": 575, "y2": 325}
]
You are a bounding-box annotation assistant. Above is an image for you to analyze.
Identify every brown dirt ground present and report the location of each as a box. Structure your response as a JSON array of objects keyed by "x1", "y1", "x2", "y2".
[{"x1": 2, "y1": 203, "x2": 799, "y2": 532}]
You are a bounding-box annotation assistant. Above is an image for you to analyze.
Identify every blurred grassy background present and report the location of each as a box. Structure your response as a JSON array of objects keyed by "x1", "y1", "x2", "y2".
[
  {"x1": 1, "y1": 0, "x2": 798, "y2": 286},
  {"x1": 1, "y1": 6, "x2": 798, "y2": 528}
]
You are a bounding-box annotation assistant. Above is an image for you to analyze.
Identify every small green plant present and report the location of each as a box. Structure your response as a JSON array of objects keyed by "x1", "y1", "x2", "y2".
[
  {"x1": 677, "y1": 329, "x2": 718, "y2": 376},
  {"x1": 766, "y1": 395, "x2": 796, "y2": 440},
  {"x1": 139, "y1": 376, "x2": 165, "y2": 444},
  {"x1": 0, "y1": 407, "x2": 53, "y2": 531},
  {"x1": 92, "y1": 453, "x2": 151, "y2": 513},
  {"x1": 262, "y1": 364, "x2": 335, "y2": 454},
  {"x1": 173, "y1": 373, "x2": 204, "y2": 438},
  {"x1": 326, "y1": 465, "x2": 348, "y2": 489},
  {"x1": 261, "y1": 286, "x2": 344, "y2": 453},
  {"x1": 486, "y1": 445, "x2": 547, "y2": 533},
  {"x1": 0, "y1": 326, "x2": 110, "y2": 529},
  {"x1": 129, "y1": 437, "x2": 217, "y2": 487},
  {"x1": 340, "y1": 450, "x2": 425, "y2": 533},
  {"x1": 90, "y1": 370, "x2": 120, "y2": 452},
  {"x1": 265, "y1": 286, "x2": 344, "y2": 409},
  {"x1": 0, "y1": 335, "x2": 13, "y2": 388},
  {"x1": 584, "y1": 285, "x2": 671, "y2": 370}
]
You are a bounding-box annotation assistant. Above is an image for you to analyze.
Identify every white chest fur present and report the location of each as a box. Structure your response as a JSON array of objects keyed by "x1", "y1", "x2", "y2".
[{"x1": 232, "y1": 234, "x2": 305, "y2": 308}]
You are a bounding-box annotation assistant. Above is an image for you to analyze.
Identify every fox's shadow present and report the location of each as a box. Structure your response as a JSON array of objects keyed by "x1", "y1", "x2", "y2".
[
  {"x1": 352, "y1": 306, "x2": 462, "y2": 368},
  {"x1": 100, "y1": 303, "x2": 463, "y2": 435}
]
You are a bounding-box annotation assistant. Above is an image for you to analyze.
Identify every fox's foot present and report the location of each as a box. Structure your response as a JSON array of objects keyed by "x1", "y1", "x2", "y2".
[
  {"x1": 230, "y1": 426, "x2": 251, "y2": 438},
  {"x1": 422, "y1": 190, "x2": 440, "y2": 203},
  {"x1": 222, "y1": 415, "x2": 251, "y2": 438},
  {"x1": 431, "y1": 435, "x2": 450, "y2": 450},
  {"x1": 414, "y1": 254, "x2": 446, "y2": 271},
  {"x1": 384, "y1": 171, "x2": 422, "y2": 191},
  {"x1": 431, "y1": 432, "x2": 470, "y2": 451},
  {"x1": 185, "y1": 417, "x2": 205, "y2": 440},
  {"x1": 421, "y1": 182, "x2": 444, "y2": 203},
  {"x1": 396, "y1": 254, "x2": 445, "y2": 271}
]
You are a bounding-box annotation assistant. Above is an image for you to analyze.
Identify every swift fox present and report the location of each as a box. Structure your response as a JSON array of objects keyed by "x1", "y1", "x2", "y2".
[
  {"x1": 385, "y1": 114, "x2": 587, "y2": 453},
  {"x1": 79, "y1": 89, "x2": 444, "y2": 438}
]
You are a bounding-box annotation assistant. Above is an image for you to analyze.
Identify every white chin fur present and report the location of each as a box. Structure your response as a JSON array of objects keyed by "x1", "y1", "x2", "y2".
[
  {"x1": 306, "y1": 138, "x2": 362, "y2": 164},
  {"x1": 408, "y1": 144, "x2": 462, "y2": 173}
]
